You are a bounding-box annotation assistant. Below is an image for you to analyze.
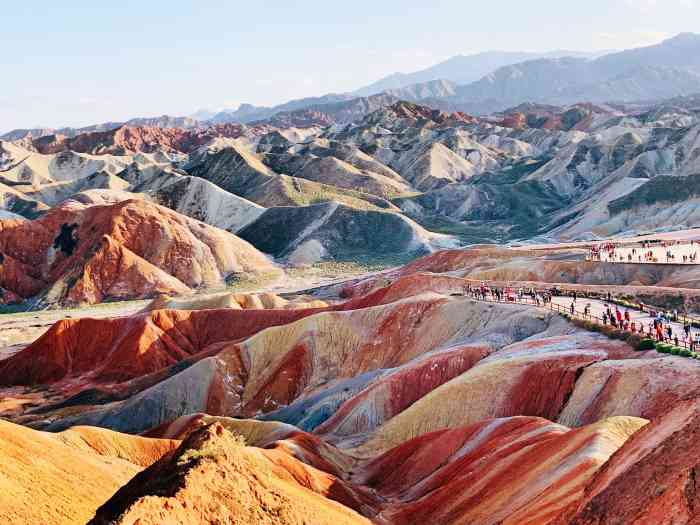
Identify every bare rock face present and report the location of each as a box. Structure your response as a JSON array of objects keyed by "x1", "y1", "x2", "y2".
[
  {"x1": 238, "y1": 201, "x2": 455, "y2": 265},
  {"x1": 184, "y1": 140, "x2": 396, "y2": 210},
  {"x1": 0, "y1": 197, "x2": 279, "y2": 306},
  {"x1": 87, "y1": 416, "x2": 646, "y2": 525}
]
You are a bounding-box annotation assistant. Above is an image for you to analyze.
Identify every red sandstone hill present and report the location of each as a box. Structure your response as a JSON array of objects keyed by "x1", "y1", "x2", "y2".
[
  {"x1": 0, "y1": 197, "x2": 278, "y2": 306},
  {"x1": 31, "y1": 123, "x2": 275, "y2": 155},
  {"x1": 89, "y1": 417, "x2": 646, "y2": 525},
  {"x1": 495, "y1": 103, "x2": 611, "y2": 131},
  {"x1": 8, "y1": 252, "x2": 700, "y2": 523}
]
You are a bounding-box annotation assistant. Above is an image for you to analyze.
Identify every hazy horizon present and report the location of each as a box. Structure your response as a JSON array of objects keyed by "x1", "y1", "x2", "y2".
[{"x1": 2, "y1": 0, "x2": 699, "y2": 131}]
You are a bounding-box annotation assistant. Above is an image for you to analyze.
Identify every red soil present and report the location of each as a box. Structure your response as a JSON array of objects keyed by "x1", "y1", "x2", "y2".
[
  {"x1": 0, "y1": 197, "x2": 277, "y2": 305},
  {"x1": 0, "y1": 307, "x2": 324, "y2": 386}
]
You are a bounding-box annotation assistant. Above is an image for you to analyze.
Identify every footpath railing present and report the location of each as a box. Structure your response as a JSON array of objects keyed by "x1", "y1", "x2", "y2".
[{"x1": 459, "y1": 288, "x2": 698, "y2": 352}]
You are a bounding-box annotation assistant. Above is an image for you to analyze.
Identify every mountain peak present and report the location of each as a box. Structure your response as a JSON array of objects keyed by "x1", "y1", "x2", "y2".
[{"x1": 662, "y1": 32, "x2": 700, "y2": 45}]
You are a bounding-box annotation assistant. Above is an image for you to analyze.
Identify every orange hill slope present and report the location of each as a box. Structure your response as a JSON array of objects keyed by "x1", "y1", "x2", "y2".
[
  {"x1": 0, "y1": 418, "x2": 177, "y2": 525},
  {"x1": 89, "y1": 422, "x2": 372, "y2": 525},
  {"x1": 0, "y1": 197, "x2": 279, "y2": 306},
  {"x1": 89, "y1": 416, "x2": 646, "y2": 525}
]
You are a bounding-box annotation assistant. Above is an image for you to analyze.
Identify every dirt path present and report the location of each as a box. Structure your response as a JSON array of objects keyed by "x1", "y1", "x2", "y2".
[{"x1": 469, "y1": 291, "x2": 694, "y2": 347}]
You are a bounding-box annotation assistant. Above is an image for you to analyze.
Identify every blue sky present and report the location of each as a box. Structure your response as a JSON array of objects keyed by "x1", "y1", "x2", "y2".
[{"x1": 1, "y1": 0, "x2": 698, "y2": 130}]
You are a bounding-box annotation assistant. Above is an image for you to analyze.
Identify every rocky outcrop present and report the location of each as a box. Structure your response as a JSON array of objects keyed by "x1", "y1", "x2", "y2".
[
  {"x1": 0, "y1": 198, "x2": 279, "y2": 306},
  {"x1": 21, "y1": 172, "x2": 130, "y2": 207},
  {"x1": 394, "y1": 142, "x2": 478, "y2": 190},
  {"x1": 355, "y1": 334, "x2": 633, "y2": 455},
  {"x1": 145, "y1": 291, "x2": 327, "y2": 312},
  {"x1": 130, "y1": 169, "x2": 266, "y2": 233},
  {"x1": 184, "y1": 140, "x2": 395, "y2": 210},
  {"x1": 295, "y1": 156, "x2": 413, "y2": 198},
  {"x1": 368, "y1": 416, "x2": 646, "y2": 525},
  {"x1": 88, "y1": 415, "x2": 646, "y2": 525},
  {"x1": 0, "y1": 307, "x2": 320, "y2": 387},
  {"x1": 559, "y1": 357, "x2": 700, "y2": 427},
  {"x1": 0, "y1": 181, "x2": 48, "y2": 218}
]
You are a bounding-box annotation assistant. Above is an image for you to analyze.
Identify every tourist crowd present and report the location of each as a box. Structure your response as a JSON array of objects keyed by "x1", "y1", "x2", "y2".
[
  {"x1": 587, "y1": 240, "x2": 698, "y2": 264},
  {"x1": 463, "y1": 282, "x2": 700, "y2": 350}
]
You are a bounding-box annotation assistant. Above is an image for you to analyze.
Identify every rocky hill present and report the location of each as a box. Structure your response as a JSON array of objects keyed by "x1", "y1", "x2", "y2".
[
  {"x1": 0, "y1": 198, "x2": 279, "y2": 307},
  {"x1": 4, "y1": 248, "x2": 700, "y2": 523},
  {"x1": 4, "y1": 94, "x2": 700, "y2": 276}
]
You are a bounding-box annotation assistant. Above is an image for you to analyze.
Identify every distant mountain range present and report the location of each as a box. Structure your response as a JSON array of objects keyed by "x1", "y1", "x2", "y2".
[
  {"x1": 190, "y1": 33, "x2": 700, "y2": 124},
  {"x1": 352, "y1": 50, "x2": 608, "y2": 97},
  {"x1": 445, "y1": 33, "x2": 700, "y2": 110},
  {"x1": 3, "y1": 34, "x2": 700, "y2": 141}
]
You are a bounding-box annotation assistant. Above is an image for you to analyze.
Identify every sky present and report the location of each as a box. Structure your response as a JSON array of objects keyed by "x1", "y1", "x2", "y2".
[{"x1": 1, "y1": 0, "x2": 698, "y2": 131}]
